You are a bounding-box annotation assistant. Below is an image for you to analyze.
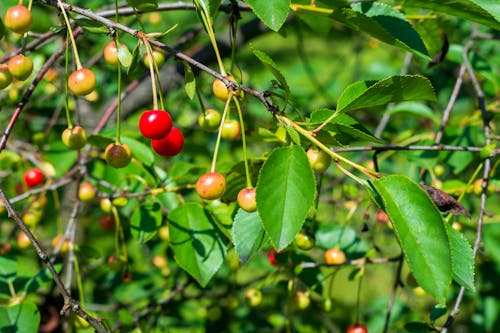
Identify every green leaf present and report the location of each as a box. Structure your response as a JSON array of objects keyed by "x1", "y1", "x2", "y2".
[
  {"x1": 337, "y1": 75, "x2": 436, "y2": 113},
  {"x1": 168, "y1": 203, "x2": 227, "y2": 287},
  {"x1": 0, "y1": 256, "x2": 17, "y2": 283},
  {"x1": 386, "y1": 101, "x2": 437, "y2": 121},
  {"x1": 205, "y1": 201, "x2": 234, "y2": 241},
  {"x1": 24, "y1": 264, "x2": 63, "y2": 294},
  {"x1": 251, "y1": 46, "x2": 290, "y2": 96},
  {"x1": 130, "y1": 201, "x2": 162, "y2": 243},
  {"x1": 256, "y1": 146, "x2": 316, "y2": 251},
  {"x1": 372, "y1": 175, "x2": 452, "y2": 302},
  {"x1": 404, "y1": 322, "x2": 434, "y2": 333},
  {"x1": 405, "y1": 0, "x2": 500, "y2": 30},
  {"x1": 127, "y1": 42, "x2": 141, "y2": 75},
  {"x1": 232, "y1": 209, "x2": 266, "y2": 264},
  {"x1": 117, "y1": 43, "x2": 133, "y2": 68},
  {"x1": 445, "y1": 223, "x2": 475, "y2": 291},
  {"x1": 73, "y1": 18, "x2": 108, "y2": 34},
  {"x1": 127, "y1": 0, "x2": 158, "y2": 11},
  {"x1": 87, "y1": 134, "x2": 114, "y2": 149},
  {"x1": 483, "y1": 222, "x2": 500, "y2": 267},
  {"x1": 121, "y1": 136, "x2": 155, "y2": 167},
  {"x1": 430, "y1": 304, "x2": 448, "y2": 322},
  {"x1": 0, "y1": 302, "x2": 40, "y2": 333},
  {"x1": 183, "y1": 61, "x2": 196, "y2": 100},
  {"x1": 330, "y1": 3, "x2": 429, "y2": 58},
  {"x1": 0, "y1": 18, "x2": 4, "y2": 40},
  {"x1": 244, "y1": 0, "x2": 290, "y2": 31},
  {"x1": 315, "y1": 224, "x2": 368, "y2": 259}
]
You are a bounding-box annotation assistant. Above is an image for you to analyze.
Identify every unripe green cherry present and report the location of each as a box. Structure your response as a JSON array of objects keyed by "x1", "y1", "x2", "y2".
[
  {"x1": 61, "y1": 126, "x2": 87, "y2": 150},
  {"x1": 0, "y1": 65, "x2": 13, "y2": 90},
  {"x1": 307, "y1": 147, "x2": 331, "y2": 172},
  {"x1": 104, "y1": 143, "x2": 132, "y2": 168},
  {"x1": 244, "y1": 288, "x2": 262, "y2": 307},
  {"x1": 8, "y1": 55, "x2": 33, "y2": 81},
  {"x1": 294, "y1": 231, "x2": 315, "y2": 250},
  {"x1": 143, "y1": 49, "x2": 165, "y2": 68},
  {"x1": 198, "y1": 109, "x2": 222, "y2": 132},
  {"x1": 293, "y1": 291, "x2": 311, "y2": 310}
]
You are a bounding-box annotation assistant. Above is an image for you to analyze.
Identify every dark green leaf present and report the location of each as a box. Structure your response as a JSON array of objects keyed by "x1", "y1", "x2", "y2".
[
  {"x1": 73, "y1": 18, "x2": 108, "y2": 34},
  {"x1": 405, "y1": 0, "x2": 500, "y2": 30},
  {"x1": 251, "y1": 46, "x2": 290, "y2": 96},
  {"x1": 445, "y1": 223, "x2": 475, "y2": 291},
  {"x1": 430, "y1": 304, "x2": 447, "y2": 322},
  {"x1": 130, "y1": 201, "x2": 162, "y2": 243},
  {"x1": 404, "y1": 322, "x2": 433, "y2": 333},
  {"x1": 0, "y1": 18, "x2": 4, "y2": 39},
  {"x1": 337, "y1": 75, "x2": 436, "y2": 113},
  {"x1": 127, "y1": 0, "x2": 158, "y2": 11},
  {"x1": 168, "y1": 203, "x2": 227, "y2": 287},
  {"x1": 87, "y1": 135, "x2": 114, "y2": 149},
  {"x1": 483, "y1": 222, "x2": 500, "y2": 268},
  {"x1": 244, "y1": 0, "x2": 290, "y2": 31},
  {"x1": 232, "y1": 209, "x2": 266, "y2": 264},
  {"x1": 205, "y1": 201, "x2": 234, "y2": 241},
  {"x1": 0, "y1": 256, "x2": 17, "y2": 283},
  {"x1": 256, "y1": 146, "x2": 316, "y2": 251},
  {"x1": 127, "y1": 43, "x2": 141, "y2": 75},
  {"x1": 315, "y1": 224, "x2": 368, "y2": 259},
  {"x1": 0, "y1": 302, "x2": 40, "y2": 333},
  {"x1": 24, "y1": 264, "x2": 63, "y2": 294},
  {"x1": 372, "y1": 175, "x2": 452, "y2": 302},
  {"x1": 330, "y1": 3, "x2": 429, "y2": 58},
  {"x1": 183, "y1": 61, "x2": 196, "y2": 100}
]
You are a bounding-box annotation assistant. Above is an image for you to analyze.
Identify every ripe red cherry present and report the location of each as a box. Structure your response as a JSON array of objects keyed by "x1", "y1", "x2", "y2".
[
  {"x1": 68, "y1": 68, "x2": 96, "y2": 96},
  {"x1": 139, "y1": 110, "x2": 172, "y2": 139},
  {"x1": 195, "y1": 172, "x2": 226, "y2": 200},
  {"x1": 0, "y1": 65, "x2": 13, "y2": 90},
  {"x1": 3, "y1": 5, "x2": 32, "y2": 34},
  {"x1": 267, "y1": 250, "x2": 279, "y2": 266},
  {"x1": 347, "y1": 324, "x2": 368, "y2": 333},
  {"x1": 24, "y1": 168, "x2": 45, "y2": 188},
  {"x1": 151, "y1": 127, "x2": 184, "y2": 157},
  {"x1": 8, "y1": 55, "x2": 33, "y2": 81},
  {"x1": 237, "y1": 188, "x2": 257, "y2": 212}
]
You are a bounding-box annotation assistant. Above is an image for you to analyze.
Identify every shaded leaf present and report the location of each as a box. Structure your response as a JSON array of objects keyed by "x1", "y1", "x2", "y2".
[
  {"x1": 337, "y1": 75, "x2": 436, "y2": 113},
  {"x1": 0, "y1": 256, "x2": 17, "y2": 283},
  {"x1": 73, "y1": 18, "x2": 108, "y2": 34},
  {"x1": 244, "y1": 0, "x2": 290, "y2": 31},
  {"x1": 121, "y1": 136, "x2": 155, "y2": 167},
  {"x1": 0, "y1": 302, "x2": 40, "y2": 333},
  {"x1": 430, "y1": 304, "x2": 448, "y2": 322},
  {"x1": 445, "y1": 223, "x2": 475, "y2": 291},
  {"x1": 24, "y1": 264, "x2": 63, "y2": 294},
  {"x1": 420, "y1": 184, "x2": 471, "y2": 218},
  {"x1": 232, "y1": 209, "x2": 266, "y2": 264},
  {"x1": 315, "y1": 224, "x2": 368, "y2": 259},
  {"x1": 183, "y1": 61, "x2": 196, "y2": 99},
  {"x1": 127, "y1": 0, "x2": 158, "y2": 11},
  {"x1": 130, "y1": 201, "x2": 162, "y2": 243},
  {"x1": 168, "y1": 203, "x2": 227, "y2": 287},
  {"x1": 251, "y1": 46, "x2": 290, "y2": 96},
  {"x1": 256, "y1": 146, "x2": 316, "y2": 251},
  {"x1": 372, "y1": 175, "x2": 452, "y2": 302}
]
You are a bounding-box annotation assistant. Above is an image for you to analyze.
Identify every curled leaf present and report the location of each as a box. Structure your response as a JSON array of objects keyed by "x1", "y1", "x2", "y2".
[{"x1": 420, "y1": 184, "x2": 471, "y2": 218}]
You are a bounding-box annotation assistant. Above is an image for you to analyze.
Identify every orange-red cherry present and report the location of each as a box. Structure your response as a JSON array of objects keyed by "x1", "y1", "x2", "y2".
[
  {"x1": 8, "y1": 54, "x2": 33, "y2": 81},
  {"x1": 195, "y1": 172, "x2": 226, "y2": 200},
  {"x1": 3, "y1": 5, "x2": 32, "y2": 34},
  {"x1": 68, "y1": 68, "x2": 96, "y2": 96}
]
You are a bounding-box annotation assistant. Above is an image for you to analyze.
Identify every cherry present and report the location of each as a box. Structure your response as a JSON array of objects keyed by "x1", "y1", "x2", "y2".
[
  {"x1": 324, "y1": 247, "x2": 347, "y2": 265},
  {"x1": 103, "y1": 41, "x2": 122, "y2": 66},
  {"x1": 237, "y1": 187, "x2": 257, "y2": 212},
  {"x1": 61, "y1": 126, "x2": 87, "y2": 150},
  {"x1": 307, "y1": 147, "x2": 331, "y2": 172},
  {"x1": 3, "y1": 5, "x2": 32, "y2": 34},
  {"x1": 78, "y1": 182, "x2": 96, "y2": 202},
  {"x1": 104, "y1": 143, "x2": 132, "y2": 168},
  {"x1": 24, "y1": 168, "x2": 45, "y2": 188},
  {"x1": 98, "y1": 214, "x2": 115, "y2": 230},
  {"x1": 198, "y1": 109, "x2": 222, "y2": 132},
  {"x1": 100, "y1": 198, "x2": 113, "y2": 213},
  {"x1": 347, "y1": 324, "x2": 368, "y2": 333},
  {"x1": 244, "y1": 288, "x2": 263, "y2": 307},
  {"x1": 195, "y1": 172, "x2": 226, "y2": 200},
  {"x1": 151, "y1": 127, "x2": 184, "y2": 157},
  {"x1": 139, "y1": 109, "x2": 172, "y2": 139},
  {"x1": 143, "y1": 49, "x2": 165, "y2": 68},
  {"x1": 0, "y1": 64, "x2": 13, "y2": 90},
  {"x1": 17, "y1": 232, "x2": 31, "y2": 249},
  {"x1": 52, "y1": 235, "x2": 70, "y2": 253},
  {"x1": 294, "y1": 231, "x2": 315, "y2": 250},
  {"x1": 107, "y1": 255, "x2": 125, "y2": 272},
  {"x1": 267, "y1": 249, "x2": 279, "y2": 266},
  {"x1": 68, "y1": 68, "x2": 96, "y2": 96},
  {"x1": 7, "y1": 54, "x2": 33, "y2": 81},
  {"x1": 212, "y1": 75, "x2": 236, "y2": 101},
  {"x1": 221, "y1": 119, "x2": 241, "y2": 141},
  {"x1": 292, "y1": 291, "x2": 311, "y2": 310}
]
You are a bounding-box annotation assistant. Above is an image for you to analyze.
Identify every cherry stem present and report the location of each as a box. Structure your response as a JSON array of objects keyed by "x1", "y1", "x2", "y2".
[
  {"x1": 210, "y1": 92, "x2": 233, "y2": 173},
  {"x1": 142, "y1": 36, "x2": 159, "y2": 110},
  {"x1": 64, "y1": 30, "x2": 73, "y2": 128},
  {"x1": 114, "y1": 0, "x2": 122, "y2": 143},
  {"x1": 57, "y1": 0, "x2": 83, "y2": 70},
  {"x1": 233, "y1": 96, "x2": 252, "y2": 188}
]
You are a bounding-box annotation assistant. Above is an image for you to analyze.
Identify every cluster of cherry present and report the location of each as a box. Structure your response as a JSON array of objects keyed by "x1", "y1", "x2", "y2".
[{"x1": 138, "y1": 109, "x2": 184, "y2": 156}]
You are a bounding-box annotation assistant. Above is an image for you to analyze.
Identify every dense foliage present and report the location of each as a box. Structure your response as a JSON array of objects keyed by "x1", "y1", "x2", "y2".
[{"x1": 0, "y1": 1, "x2": 499, "y2": 332}]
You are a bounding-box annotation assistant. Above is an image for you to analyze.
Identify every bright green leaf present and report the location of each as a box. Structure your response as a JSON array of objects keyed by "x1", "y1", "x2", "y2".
[
  {"x1": 315, "y1": 223, "x2": 368, "y2": 259},
  {"x1": 0, "y1": 302, "x2": 40, "y2": 333},
  {"x1": 372, "y1": 175, "x2": 452, "y2": 302},
  {"x1": 337, "y1": 75, "x2": 436, "y2": 113},
  {"x1": 330, "y1": 3, "x2": 429, "y2": 58},
  {"x1": 24, "y1": 264, "x2": 63, "y2": 294},
  {"x1": 117, "y1": 44, "x2": 133, "y2": 68},
  {"x1": 445, "y1": 223, "x2": 475, "y2": 291},
  {"x1": 183, "y1": 61, "x2": 196, "y2": 100},
  {"x1": 168, "y1": 203, "x2": 227, "y2": 287},
  {"x1": 251, "y1": 46, "x2": 290, "y2": 96},
  {"x1": 244, "y1": 0, "x2": 290, "y2": 31},
  {"x1": 73, "y1": 18, "x2": 108, "y2": 34},
  {"x1": 232, "y1": 209, "x2": 266, "y2": 264},
  {"x1": 130, "y1": 201, "x2": 162, "y2": 243},
  {"x1": 405, "y1": 0, "x2": 500, "y2": 30},
  {"x1": 206, "y1": 201, "x2": 234, "y2": 241},
  {"x1": 386, "y1": 101, "x2": 438, "y2": 121},
  {"x1": 121, "y1": 136, "x2": 155, "y2": 167},
  {"x1": 0, "y1": 256, "x2": 17, "y2": 283},
  {"x1": 256, "y1": 146, "x2": 316, "y2": 251}
]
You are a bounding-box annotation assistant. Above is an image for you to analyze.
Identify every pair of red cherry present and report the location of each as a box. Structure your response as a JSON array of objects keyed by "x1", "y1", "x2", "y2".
[{"x1": 138, "y1": 109, "x2": 184, "y2": 156}]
